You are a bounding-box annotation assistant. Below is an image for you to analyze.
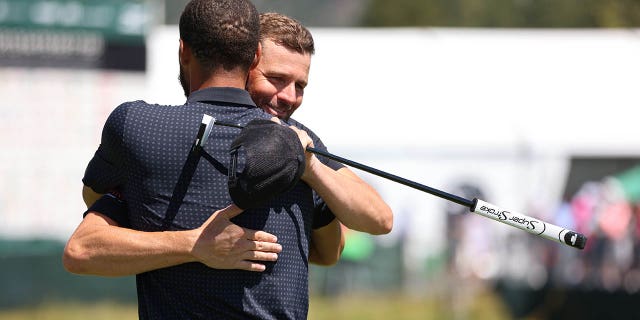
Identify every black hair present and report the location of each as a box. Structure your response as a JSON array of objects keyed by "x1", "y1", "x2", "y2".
[{"x1": 179, "y1": 0, "x2": 260, "y2": 72}]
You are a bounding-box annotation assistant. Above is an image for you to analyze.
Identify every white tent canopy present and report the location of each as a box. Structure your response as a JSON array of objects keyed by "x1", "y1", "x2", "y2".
[
  {"x1": 148, "y1": 27, "x2": 640, "y2": 155},
  {"x1": 298, "y1": 28, "x2": 640, "y2": 155}
]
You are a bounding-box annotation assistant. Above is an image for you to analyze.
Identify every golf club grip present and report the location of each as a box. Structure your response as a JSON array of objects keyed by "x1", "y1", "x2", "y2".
[{"x1": 472, "y1": 198, "x2": 587, "y2": 250}]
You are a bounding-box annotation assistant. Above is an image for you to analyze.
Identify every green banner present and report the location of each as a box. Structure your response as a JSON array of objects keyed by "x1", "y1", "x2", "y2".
[
  {"x1": 0, "y1": 0, "x2": 149, "y2": 42},
  {"x1": 0, "y1": 0, "x2": 149, "y2": 70}
]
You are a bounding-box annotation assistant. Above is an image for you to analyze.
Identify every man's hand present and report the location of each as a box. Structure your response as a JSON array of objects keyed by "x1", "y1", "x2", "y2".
[
  {"x1": 190, "y1": 204, "x2": 282, "y2": 272},
  {"x1": 286, "y1": 125, "x2": 321, "y2": 181}
]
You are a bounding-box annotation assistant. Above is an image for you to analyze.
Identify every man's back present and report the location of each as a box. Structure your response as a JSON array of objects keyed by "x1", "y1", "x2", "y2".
[{"x1": 84, "y1": 87, "x2": 315, "y2": 319}]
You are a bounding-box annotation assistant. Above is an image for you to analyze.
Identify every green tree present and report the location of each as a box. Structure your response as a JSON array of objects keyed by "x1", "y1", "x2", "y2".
[{"x1": 361, "y1": 0, "x2": 640, "y2": 27}]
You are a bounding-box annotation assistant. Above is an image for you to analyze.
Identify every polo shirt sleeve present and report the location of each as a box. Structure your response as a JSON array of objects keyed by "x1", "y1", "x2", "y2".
[
  {"x1": 83, "y1": 192, "x2": 130, "y2": 227},
  {"x1": 304, "y1": 127, "x2": 342, "y2": 229},
  {"x1": 285, "y1": 118, "x2": 343, "y2": 229},
  {"x1": 82, "y1": 103, "x2": 128, "y2": 194},
  {"x1": 311, "y1": 138, "x2": 344, "y2": 172},
  {"x1": 284, "y1": 118, "x2": 344, "y2": 171},
  {"x1": 310, "y1": 144, "x2": 339, "y2": 228},
  {"x1": 312, "y1": 190, "x2": 336, "y2": 229}
]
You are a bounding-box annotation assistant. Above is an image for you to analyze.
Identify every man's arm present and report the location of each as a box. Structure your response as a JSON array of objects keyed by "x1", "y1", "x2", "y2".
[
  {"x1": 308, "y1": 220, "x2": 344, "y2": 266},
  {"x1": 63, "y1": 204, "x2": 282, "y2": 276},
  {"x1": 288, "y1": 126, "x2": 393, "y2": 234},
  {"x1": 291, "y1": 127, "x2": 393, "y2": 235}
]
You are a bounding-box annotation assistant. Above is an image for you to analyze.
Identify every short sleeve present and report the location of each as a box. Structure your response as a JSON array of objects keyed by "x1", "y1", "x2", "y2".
[
  {"x1": 284, "y1": 118, "x2": 344, "y2": 171},
  {"x1": 83, "y1": 192, "x2": 130, "y2": 227},
  {"x1": 307, "y1": 139, "x2": 341, "y2": 229},
  {"x1": 312, "y1": 191, "x2": 336, "y2": 229},
  {"x1": 285, "y1": 118, "x2": 341, "y2": 229},
  {"x1": 309, "y1": 137, "x2": 343, "y2": 171},
  {"x1": 82, "y1": 103, "x2": 129, "y2": 193}
]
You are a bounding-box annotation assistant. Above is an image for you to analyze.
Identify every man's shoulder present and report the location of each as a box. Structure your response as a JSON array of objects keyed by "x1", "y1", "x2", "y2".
[
  {"x1": 114, "y1": 100, "x2": 182, "y2": 112},
  {"x1": 285, "y1": 117, "x2": 319, "y2": 138},
  {"x1": 286, "y1": 117, "x2": 344, "y2": 170},
  {"x1": 107, "y1": 100, "x2": 161, "y2": 118},
  {"x1": 102, "y1": 100, "x2": 185, "y2": 135},
  {"x1": 108, "y1": 100, "x2": 196, "y2": 123}
]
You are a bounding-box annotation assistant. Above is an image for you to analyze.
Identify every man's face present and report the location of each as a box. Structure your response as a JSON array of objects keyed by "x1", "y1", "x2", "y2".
[{"x1": 247, "y1": 39, "x2": 311, "y2": 120}]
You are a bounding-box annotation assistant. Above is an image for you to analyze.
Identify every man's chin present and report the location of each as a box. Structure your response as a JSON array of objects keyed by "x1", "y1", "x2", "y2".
[{"x1": 264, "y1": 107, "x2": 288, "y2": 119}]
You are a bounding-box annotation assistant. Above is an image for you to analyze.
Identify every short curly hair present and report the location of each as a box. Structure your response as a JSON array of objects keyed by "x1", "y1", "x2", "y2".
[
  {"x1": 259, "y1": 12, "x2": 314, "y2": 55},
  {"x1": 179, "y1": 0, "x2": 260, "y2": 72}
]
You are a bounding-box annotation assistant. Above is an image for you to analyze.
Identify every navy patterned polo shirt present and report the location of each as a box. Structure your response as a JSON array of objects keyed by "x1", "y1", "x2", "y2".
[{"x1": 82, "y1": 87, "x2": 341, "y2": 320}]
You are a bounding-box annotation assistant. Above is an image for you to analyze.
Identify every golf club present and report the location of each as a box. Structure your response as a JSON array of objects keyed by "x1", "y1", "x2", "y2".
[
  {"x1": 305, "y1": 146, "x2": 586, "y2": 250},
  {"x1": 202, "y1": 115, "x2": 587, "y2": 250}
]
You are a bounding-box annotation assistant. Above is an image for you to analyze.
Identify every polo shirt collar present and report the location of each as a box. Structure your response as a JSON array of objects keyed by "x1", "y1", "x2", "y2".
[{"x1": 187, "y1": 87, "x2": 256, "y2": 107}]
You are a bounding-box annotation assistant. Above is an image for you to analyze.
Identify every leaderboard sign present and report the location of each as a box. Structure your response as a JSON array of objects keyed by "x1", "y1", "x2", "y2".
[{"x1": 0, "y1": 0, "x2": 149, "y2": 71}]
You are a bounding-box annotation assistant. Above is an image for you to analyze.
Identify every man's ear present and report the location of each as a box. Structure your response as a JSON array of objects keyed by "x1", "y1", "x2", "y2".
[
  {"x1": 250, "y1": 42, "x2": 262, "y2": 71},
  {"x1": 179, "y1": 39, "x2": 191, "y2": 66}
]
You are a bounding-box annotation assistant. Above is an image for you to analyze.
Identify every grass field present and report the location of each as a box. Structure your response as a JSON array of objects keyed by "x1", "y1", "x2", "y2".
[{"x1": 0, "y1": 290, "x2": 511, "y2": 320}]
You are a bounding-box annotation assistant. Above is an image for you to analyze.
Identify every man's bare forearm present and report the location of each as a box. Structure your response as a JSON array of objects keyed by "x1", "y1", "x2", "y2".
[
  {"x1": 303, "y1": 159, "x2": 393, "y2": 235},
  {"x1": 309, "y1": 220, "x2": 344, "y2": 265},
  {"x1": 63, "y1": 213, "x2": 196, "y2": 276}
]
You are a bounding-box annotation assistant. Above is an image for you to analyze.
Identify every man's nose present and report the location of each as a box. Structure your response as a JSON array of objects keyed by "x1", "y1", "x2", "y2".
[{"x1": 278, "y1": 83, "x2": 296, "y2": 105}]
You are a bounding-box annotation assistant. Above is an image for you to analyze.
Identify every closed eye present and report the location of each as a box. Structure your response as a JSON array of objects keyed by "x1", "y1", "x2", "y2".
[{"x1": 268, "y1": 76, "x2": 285, "y2": 85}]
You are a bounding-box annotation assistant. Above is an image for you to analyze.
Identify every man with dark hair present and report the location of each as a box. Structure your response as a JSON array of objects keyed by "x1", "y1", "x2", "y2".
[
  {"x1": 66, "y1": 0, "x2": 287, "y2": 318},
  {"x1": 64, "y1": 2, "x2": 392, "y2": 319}
]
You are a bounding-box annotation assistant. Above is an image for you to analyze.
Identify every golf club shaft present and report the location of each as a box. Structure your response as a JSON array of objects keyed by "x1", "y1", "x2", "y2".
[{"x1": 306, "y1": 147, "x2": 473, "y2": 207}]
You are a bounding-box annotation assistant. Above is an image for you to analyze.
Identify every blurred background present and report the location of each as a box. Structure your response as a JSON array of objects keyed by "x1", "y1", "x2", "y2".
[{"x1": 1, "y1": 0, "x2": 640, "y2": 319}]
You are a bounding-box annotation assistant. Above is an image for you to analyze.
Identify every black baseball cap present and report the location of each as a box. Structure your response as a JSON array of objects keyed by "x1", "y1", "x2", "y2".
[{"x1": 228, "y1": 119, "x2": 306, "y2": 209}]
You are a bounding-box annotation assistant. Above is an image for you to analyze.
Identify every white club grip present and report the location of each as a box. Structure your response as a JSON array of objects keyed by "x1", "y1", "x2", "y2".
[{"x1": 472, "y1": 198, "x2": 586, "y2": 250}]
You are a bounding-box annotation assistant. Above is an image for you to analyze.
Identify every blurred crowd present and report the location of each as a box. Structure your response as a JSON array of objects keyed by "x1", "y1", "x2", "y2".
[
  {"x1": 550, "y1": 166, "x2": 640, "y2": 293},
  {"x1": 311, "y1": 162, "x2": 640, "y2": 319},
  {"x1": 447, "y1": 163, "x2": 640, "y2": 319}
]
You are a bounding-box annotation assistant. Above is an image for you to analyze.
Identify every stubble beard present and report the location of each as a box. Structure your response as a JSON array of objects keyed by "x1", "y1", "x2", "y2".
[{"x1": 178, "y1": 65, "x2": 189, "y2": 98}]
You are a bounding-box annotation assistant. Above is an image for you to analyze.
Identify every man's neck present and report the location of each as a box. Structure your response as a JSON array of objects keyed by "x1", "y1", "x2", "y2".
[{"x1": 189, "y1": 68, "x2": 248, "y2": 93}]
